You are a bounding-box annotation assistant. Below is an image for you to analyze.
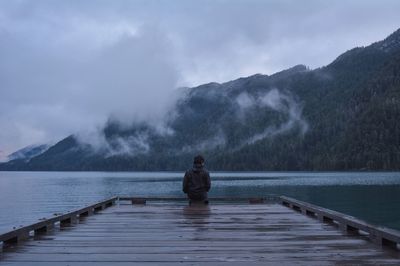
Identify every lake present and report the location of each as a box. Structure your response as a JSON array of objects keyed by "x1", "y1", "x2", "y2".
[{"x1": 0, "y1": 171, "x2": 400, "y2": 234}]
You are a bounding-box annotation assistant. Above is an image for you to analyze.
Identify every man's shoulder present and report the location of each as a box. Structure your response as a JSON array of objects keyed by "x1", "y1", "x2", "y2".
[
  {"x1": 185, "y1": 169, "x2": 193, "y2": 175},
  {"x1": 202, "y1": 168, "x2": 210, "y2": 175},
  {"x1": 185, "y1": 168, "x2": 209, "y2": 175}
]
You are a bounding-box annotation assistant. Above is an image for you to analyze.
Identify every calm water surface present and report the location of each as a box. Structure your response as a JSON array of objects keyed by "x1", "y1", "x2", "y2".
[{"x1": 0, "y1": 171, "x2": 399, "y2": 234}]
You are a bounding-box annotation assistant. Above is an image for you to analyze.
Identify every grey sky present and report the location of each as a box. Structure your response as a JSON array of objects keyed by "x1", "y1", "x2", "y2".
[{"x1": 1, "y1": 0, "x2": 400, "y2": 160}]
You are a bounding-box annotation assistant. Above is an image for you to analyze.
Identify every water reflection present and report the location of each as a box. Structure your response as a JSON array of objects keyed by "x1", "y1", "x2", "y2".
[{"x1": 183, "y1": 204, "x2": 211, "y2": 236}]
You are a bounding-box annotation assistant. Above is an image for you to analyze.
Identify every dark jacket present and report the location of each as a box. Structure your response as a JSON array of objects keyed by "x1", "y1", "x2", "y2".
[{"x1": 183, "y1": 164, "x2": 211, "y2": 200}]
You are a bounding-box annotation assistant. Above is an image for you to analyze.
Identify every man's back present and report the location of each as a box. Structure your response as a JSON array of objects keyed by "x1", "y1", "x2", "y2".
[{"x1": 183, "y1": 155, "x2": 211, "y2": 201}]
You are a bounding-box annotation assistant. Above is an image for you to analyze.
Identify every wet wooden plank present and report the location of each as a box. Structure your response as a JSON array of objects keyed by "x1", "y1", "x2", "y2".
[
  {"x1": 281, "y1": 196, "x2": 400, "y2": 248},
  {"x1": 1, "y1": 203, "x2": 399, "y2": 265},
  {"x1": 0, "y1": 197, "x2": 117, "y2": 246}
]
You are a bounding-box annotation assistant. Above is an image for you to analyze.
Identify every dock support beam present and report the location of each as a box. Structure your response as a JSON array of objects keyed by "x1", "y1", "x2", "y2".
[
  {"x1": 2, "y1": 229, "x2": 29, "y2": 247},
  {"x1": 60, "y1": 216, "x2": 78, "y2": 226},
  {"x1": 131, "y1": 198, "x2": 146, "y2": 205},
  {"x1": 34, "y1": 223, "x2": 54, "y2": 235},
  {"x1": 94, "y1": 204, "x2": 105, "y2": 212},
  {"x1": 79, "y1": 208, "x2": 94, "y2": 218},
  {"x1": 249, "y1": 198, "x2": 265, "y2": 204}
]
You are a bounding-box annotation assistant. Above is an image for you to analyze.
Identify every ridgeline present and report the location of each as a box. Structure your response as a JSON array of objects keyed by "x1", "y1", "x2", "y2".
[{"x1": 2, "y1": 29, "x2": 400, "y2": 171}]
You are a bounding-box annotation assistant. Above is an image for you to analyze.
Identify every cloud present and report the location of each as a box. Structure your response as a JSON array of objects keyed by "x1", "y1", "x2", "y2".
[
  {"x1": 1, "y1": 0, "x2": 400, "y2": 159},
  {"x1": 0, "y1": 9, "x2": 180, "y2": 159},
  {"x1": 235, "y1": 89, "x2": 308, "y2": 147},
  {"x1": 106, "y1": 134, "x2": 151, "y2": 157},
  {"x1": 180, "y1": 128, "x2": 227, "y2": 154},
  {"x1": 177, "y1": 87, "x2": 308, "y2": 155}
]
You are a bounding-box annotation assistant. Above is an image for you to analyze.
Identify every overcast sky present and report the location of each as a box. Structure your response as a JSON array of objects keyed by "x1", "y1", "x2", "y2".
[{"x1": 1, "y1": 0, "x2": 400, "y2": 160}]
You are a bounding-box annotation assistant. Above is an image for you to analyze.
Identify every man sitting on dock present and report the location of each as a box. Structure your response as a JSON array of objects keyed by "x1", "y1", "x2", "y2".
[{"x1": 183, "y1": 155, "x2": 211, "y2": 204}]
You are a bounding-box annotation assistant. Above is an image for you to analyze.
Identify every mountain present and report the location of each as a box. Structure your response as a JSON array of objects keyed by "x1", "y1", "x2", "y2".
[
  {"x1": 6, "y1": 144, "x2": 50, "y2": 162},
  {"x1": 1, "y1": 28, "x2": 400, "y2": 171}
]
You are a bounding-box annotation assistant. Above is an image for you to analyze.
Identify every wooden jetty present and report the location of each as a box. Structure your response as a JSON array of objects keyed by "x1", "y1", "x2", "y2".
[{"x1": 0, "y1": 196, "x2": 400, "y2": 265}]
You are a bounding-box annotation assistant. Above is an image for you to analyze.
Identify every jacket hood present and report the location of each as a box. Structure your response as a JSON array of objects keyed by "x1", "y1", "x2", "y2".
[{"x1": 192, "y1": 163, "x2": 204, "y2": 172}]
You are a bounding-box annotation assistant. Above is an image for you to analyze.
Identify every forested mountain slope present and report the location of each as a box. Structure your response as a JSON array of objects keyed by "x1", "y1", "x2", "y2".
[{"x1": 2, "y1": 29, "x2": 400, "y2": 171}]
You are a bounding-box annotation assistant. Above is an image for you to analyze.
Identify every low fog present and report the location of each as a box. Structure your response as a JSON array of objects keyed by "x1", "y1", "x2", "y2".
[
  {"x1": 236, "y1": 89, "x2": 308, "y2": 147},
  {"x1": 1, "y1": 0, "x2": 400, "y2": 160}
]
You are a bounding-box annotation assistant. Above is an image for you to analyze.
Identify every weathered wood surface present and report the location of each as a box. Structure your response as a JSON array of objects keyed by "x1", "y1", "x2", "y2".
[
  {"x1": 0, "y1": 197, "x2": 117, "y2": 246},
  {"x1": 120, "y1": 196, "x2": 278, "y2": 203},
  {"x1": 1, "y1": 202, "x2": 399, "y2": 265},
  {"x1": 280, "y1": 196, "x2": 400, "y2": 249}
]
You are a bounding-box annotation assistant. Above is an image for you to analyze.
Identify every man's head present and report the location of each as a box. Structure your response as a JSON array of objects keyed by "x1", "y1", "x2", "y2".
[{"x1": 193, "y1": 155, "x2": 205, "y2": 168}]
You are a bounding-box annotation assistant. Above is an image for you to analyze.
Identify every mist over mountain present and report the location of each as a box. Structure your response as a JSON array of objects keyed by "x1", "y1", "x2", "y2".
[
  {"x1": 6, "y1": 144, "x2": 50, "y2": 162},
  {"x1": 2, "y1": 29, "x2": 400, "y2": 171}
]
